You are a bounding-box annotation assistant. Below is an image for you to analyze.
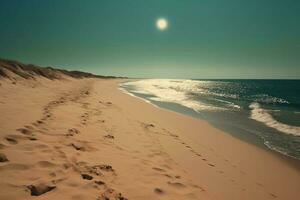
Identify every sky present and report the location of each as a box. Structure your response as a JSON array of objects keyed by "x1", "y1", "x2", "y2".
[{"x1": 0, "y1": 0, "x2": 299, "y2": 79}]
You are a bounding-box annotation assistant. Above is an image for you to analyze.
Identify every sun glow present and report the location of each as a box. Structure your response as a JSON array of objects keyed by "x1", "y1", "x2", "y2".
[{"x1": 156, "y1": 18, "x2": 168, "y2": 30}]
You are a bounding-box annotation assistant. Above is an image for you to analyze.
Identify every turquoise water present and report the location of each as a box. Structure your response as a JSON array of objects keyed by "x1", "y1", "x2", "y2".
[{"x1": 120, "y1": 79, "x2": 300, "y2": 160}]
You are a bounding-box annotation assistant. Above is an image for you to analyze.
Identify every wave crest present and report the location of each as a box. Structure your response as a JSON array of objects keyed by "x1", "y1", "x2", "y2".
[{"x1": 249, "y1": 102, "x2": 300, "y2": 136}]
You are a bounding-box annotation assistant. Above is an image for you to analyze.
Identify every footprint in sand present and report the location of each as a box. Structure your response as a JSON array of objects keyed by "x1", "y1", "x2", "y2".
[
  {"x1": 169, "y1": 133, "x2": 179, "y2": 138},
  {"x1": 17, "y1": 128, "x2": 32, "y2": 135},
  {"x1": 95, "y1": 180, "x2": 105, "y2": 186},
  {"x1": 0, "y1": 153, "x2": 9, "y2": 162},
  {"x1": 70, "y1": 140, "x2": 97, "y2": 152},
  {"x1": 97, "y1": 189, "x2": 127, "y2": 200},
  {"x1": 154, "y1": 188, "x2": 164, "y2": 194},
  {"x1": 104, "y1": 134, "x2": 114, "y2": 139},
  {"x1": 71, "y1": 143, "x2": 86, "y2": 151},
  {"x1": 269, "y1": 193, "x2": 278, "y2": 198},
  {"x1": 66, "y1": 128, "x2": 80, "y2": 136},
  {"x1": 105, "y1": 102, "x2": 113, "y2": 106},
  {"x1": 80, "y1": 113, "x2": 89, "y2": 125},
  {"x1": 152, "y1": 167, "x2": 167, "y2": 172},
  {"x1": 42, "y1": 110, "x2": 51, "y2": 120},
  {"x1": 77, "y1": 163, "x2": 115, "y2": 176},
  {"x1": 192, "y1": 184, "x2": 206, "y2": 192},
  {"x1": 141, "y1": 122, "x2": 155, "y2": 130},
  {"x1": 81, "y1": 173, "x2": 93, "y2": 180},
  {"x1": 97, "y1": 164, "x2": 114, "y2": 172},
  {"x1": 27, "y1": 136, "x2": 37, "y2": 141},
  {"x1": 146, "y1": 123, "x2": 155, "y2": 128},
  {"x1": 33, "y1": 120, "x2": 44, "y2": 126},
  {"x1": 4, "y1": 136, "x2": 18, "y2": 144},
  {"x1": 27, "y1": 183, "x2": 56, "y2": 196},
  {"x1": 163, "y1": 174, "x2": 173, "y2": 178},
  {"x1": 153, "y1": 167, "x2": 181, "y2": 181},
  {"x1": 190, "y1": 149, "x2": 196, "y2": 154}
]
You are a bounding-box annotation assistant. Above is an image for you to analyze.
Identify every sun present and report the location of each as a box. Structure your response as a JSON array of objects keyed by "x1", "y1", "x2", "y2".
[{"x1": 156, "y1": 18, "x2": 168, "y2": 30}]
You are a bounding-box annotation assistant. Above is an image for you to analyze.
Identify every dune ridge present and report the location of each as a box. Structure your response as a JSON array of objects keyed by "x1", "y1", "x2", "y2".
[{"x1": 0, "y1": 58, "x2": 124, "y2": 80}]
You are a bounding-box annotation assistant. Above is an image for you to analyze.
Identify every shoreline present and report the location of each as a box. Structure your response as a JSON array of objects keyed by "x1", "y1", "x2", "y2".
[
  {"x1": 112, "y1": 79, "x2": 300, "y2": 200},
  {"x1": 119, "y1": 79, "x2": 300, "y2": 163},
  {"x1": 119, "y1": 81, "x2": 300, "y2": 168},
  {"x1": 0, "y1": 77, "x2": 299, "y2": 200}
]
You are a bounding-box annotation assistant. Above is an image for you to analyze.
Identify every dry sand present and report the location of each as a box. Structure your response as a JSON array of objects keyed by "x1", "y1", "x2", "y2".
[{"x1": 0, "y1": 77, "x2": 299, "y2": 200}]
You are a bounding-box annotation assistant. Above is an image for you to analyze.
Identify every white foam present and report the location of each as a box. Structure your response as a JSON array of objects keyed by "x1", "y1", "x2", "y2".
[
  {"x1": 120, "y1": 79, "x2": 224, "y2": 112},
  {"x1": 215, "y1": 98, "x2": 241, "y2": 109},
  {"x1": 249, "y1": 102, "x2": 300, "y2": 136},
  {"x1": 251, "y1": 94, "x2": 289, "y2": 104},
  {"x1": 118, "y1": 87, "x2": 159, "y2": 108}
]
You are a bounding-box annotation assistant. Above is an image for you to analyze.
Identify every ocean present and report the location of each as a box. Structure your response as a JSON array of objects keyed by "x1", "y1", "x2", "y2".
[{"x1": 119, "y1": 79, "x2": 300, "y2": 160}]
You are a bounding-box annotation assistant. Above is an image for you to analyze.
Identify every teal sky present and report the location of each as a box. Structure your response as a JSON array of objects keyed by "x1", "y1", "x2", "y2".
[{"x1": 0, "y1": 0, "x2": 299, "y2": 79}]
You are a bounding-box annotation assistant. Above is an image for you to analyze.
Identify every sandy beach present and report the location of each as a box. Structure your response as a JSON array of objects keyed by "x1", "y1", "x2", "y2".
[
  {"x1": 1, "y1": 1, "x2": 299, "y2": 199},
  {"x1": 0, "y1": 68, "x2": 299, "y2": 200}
]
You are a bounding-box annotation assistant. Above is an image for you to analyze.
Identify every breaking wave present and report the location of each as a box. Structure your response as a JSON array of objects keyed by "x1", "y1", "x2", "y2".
[{"x1": 249, "y1": 102, "x2": 300, "y2": 136}]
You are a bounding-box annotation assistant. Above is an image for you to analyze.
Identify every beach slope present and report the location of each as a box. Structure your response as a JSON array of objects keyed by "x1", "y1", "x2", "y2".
[{"x1": 0, "y1": 59, "x2": 299, "y2": 200}]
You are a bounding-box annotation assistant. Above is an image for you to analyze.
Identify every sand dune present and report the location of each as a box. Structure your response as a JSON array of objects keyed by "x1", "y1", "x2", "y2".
[{"x1": 0, "y1": 59, "x2": 299, "y2": 199}]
